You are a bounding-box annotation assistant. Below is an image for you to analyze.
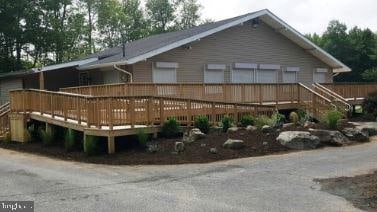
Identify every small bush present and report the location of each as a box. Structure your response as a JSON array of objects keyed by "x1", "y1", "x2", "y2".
[
  {"x1": 221, "y1": 116, "x2": 233, "y2": 132},
  {"x1": 64, "y1": 129, "x2": 78, "y2": 152},
  {"x1": 137, "y1": 129, "x2": 148, "y2": 147},
  {"x1": 84, "y1": 135, "x2": 100, "y2": 156},
  {"x1": 297, "y1": 109, "x2": 309, "y2": 124},
  {"x1": 39, "y1": 128, "x2": 54, "y2": 146},
  {"x1": 239, "y1": 115, "x2": 255, "y2": 127},
  {"x1": 161, "y1": 118, "x2": 181, "y2": 138},
  {"x1": 289, "y1": 112, "x2": 299, "y2": 125},
  {"x1": 363, "y1": 91, "x2": 377, "y2": 118},
  {"x1": 194, "y1": 116, "x2": 210, "y2": 134},
  {"x1": 324, "y1": 109, "x2": 343, "y2": 129},
  {"x1": 4, "y1": 132, "x2": 11, "y2": 143},
  {"x1": 271, "y1": 112, "x2": 285, "y2": 127},
  {"x1": 255, "y1": 115, "x2": 274, "y2": 129}
]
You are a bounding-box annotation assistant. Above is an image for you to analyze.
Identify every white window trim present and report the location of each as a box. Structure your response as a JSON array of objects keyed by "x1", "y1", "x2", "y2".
[
  {"x1": 283, "y1": 71, "x2": 298, "y2": 83},
  {"x1": 315, "y1": 68, "x2": 328, "y2": 73},
  {"x1": 313, "y1": 69, "x2": 327, "y2": 83},
  {"x1": 256, "y1": 69, "x2": 279, "y2": 84},
  {"x1": 152, "y1": 63, "x2": 177, "y2": 83},
  {"x1": 259, "y1": 64, "x2": 281, "y2": 70},
  {"x1": 204, "y1": 65, "x2": 225, "y2": 83},
  {"x1": 286, "y1": 67, "x2": 300, "y2": 72},
  {"x1": 233, "y1": 63, "x2": 258, "y2": 69},
  {"x1": 155, "y1": 62, "x2": 179, "y2": 69}
]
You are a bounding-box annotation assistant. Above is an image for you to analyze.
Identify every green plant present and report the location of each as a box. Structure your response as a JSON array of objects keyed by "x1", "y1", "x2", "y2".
[
  {"x1": 4, "y1": 132, "x2": 11, "y2": 143},
  {"x1": 39, "y1": 127, "x2": 54, "y2": 146},
  {"x1": 255, "y1": 115, "x2": 274, "y2": 129},
  {"x1": 27, "y1": 124, "x2": 39, "y2": 142},
  {"x1": 221, "y1": 116, "x2": 233, "y2": 132},
  {"x1": 137, "y1": 129, "x2": 149, "y2": 147},
  {"x1": 161, "y1": 118, "x2": 181, "y2": 138},
  {"x1": 362, "y1": 91, "x2": 377, "y2": 118},
  {"x1": 289, "y1": 112, "x2": 299, "y2": 125},
  {"x1": 271, "y1": 112, "x2": 285, "y2": 127},
  {"x1": 297, "y1": 109, "x2": 309, "y2": 124},
  {"x1": 239, "y1": 115, "x2": 255, "y2": 127},
  {"x1": 324, "y1": 109, "x2": 343, "y2": 129},
  {"x1": 64, "y1": 129, "x2": 78, "y2": 152},
  {"x1": 84, "y1": 135, "x2": 100, "y2": 156},
  {"x1": 194, "y1": 116, "x2": 210, "y2": 134}
]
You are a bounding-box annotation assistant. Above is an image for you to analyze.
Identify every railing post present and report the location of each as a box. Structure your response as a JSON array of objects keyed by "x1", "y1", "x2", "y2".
[
  {"x1": 187, "y1": 99, "x2": 191, "y2": 126},
  {"x1": 234, "y1": 103, "x2": 238, "y2": 124},
  {"x1": 211, "y1": 102, "x2": 216, "y2": 125},
  {"x1": 297, "y1": 84, "x2": 301, "y2": 104},
  {"x1": 259, "y1": 84, "x2": 263, "y2": 105},
  {"x1": 275, "y1": 84, "x2": 279, "y2": 106},
  {"x1": 241, "y1": 84, "x2": 245, "y2": 103},
  {"x1": 108, "y1": 98, "x2": 114, "y2": 130},
  {"x1": 130, "y1": 97, "x2": 135, "y2": 128},
  {"x1": 63, "y1": 95, "x2": 67, "y2": 121},
  {"x1": 77, "y1": 96, "x2": 81, "y2": 125},
  {"x1": 159, "y1": 97, "x2": 164, "y2": 125}
]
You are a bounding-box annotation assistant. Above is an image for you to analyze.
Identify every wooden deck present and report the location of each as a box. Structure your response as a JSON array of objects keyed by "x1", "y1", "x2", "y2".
[{"x1": 5, "y1": 82, "x2": 377, "y2": 154}]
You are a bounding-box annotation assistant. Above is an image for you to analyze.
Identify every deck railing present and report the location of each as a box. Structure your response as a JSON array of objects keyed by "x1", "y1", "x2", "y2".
[
  {"x1": 61, "y1": 83, "x2": 300, "y2": 104},
  {"x1": 298, "y1": 83, "x2": 334, "y2": 119},
  {"x1": 10, "y1": 89, "x2": 276, "y2": 129},
  {"x1": 0, "y1": 102, "x2": 10, "y2": 135},
  {"x1": 321, "y1": 83, "x2": 377, "y2": 100}
]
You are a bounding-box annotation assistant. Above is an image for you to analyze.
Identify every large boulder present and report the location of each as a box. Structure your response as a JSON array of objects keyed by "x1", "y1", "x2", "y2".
[
  {"x1": 277, "y1": 131, "x2": 320, "y2": 150},
  {"x1": 304, "y1": 121, "x2": 316, "y2": 128},
  {"x1": 223, "y1": 139, "x2": 245, "y2": 149},
  {"x1": 309, "y1": 129, "x2": 352, "y2": 146},
  {"x1": 227, "y1": 127, "x2": 239, "y2": 133},
  {"x1": 342, "y1": 128, "x2": 370, "y2": 142},
  {"x1": 246, "y1": 125, "x2": 257, "y2": 132},
  {"x1": 182, "y1": 128, "x2": 206, "y2": 143},
  {"x1": 282, "y1": 123, "x2": 294, "y2": 129},
  {"x1": 353, "y1": 122, "x2": 377, "y2": 136}
]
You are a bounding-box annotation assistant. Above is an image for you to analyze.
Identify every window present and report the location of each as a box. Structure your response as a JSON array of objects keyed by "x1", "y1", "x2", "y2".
[
  {"x1": 231, "y1": 63, "x2": 257, "y2": 83},
  {"x1": 204, "y1": 64, "x2": 225, "y2": 83},
  {"x1": 152, "y1": 62, "x2": 178, "y2": 83},
  {"x1": 313, "y1": 68, "x2": 328, "y2": 83},
  {"x1": 283, "y1": 67, "x2": 300, "y2": 83},
  {"x1": 256, "y1": 64, "x2": 280, "y2": 83}
]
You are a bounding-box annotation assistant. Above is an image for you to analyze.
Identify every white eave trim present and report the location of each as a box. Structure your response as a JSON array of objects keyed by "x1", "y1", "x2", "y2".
[{"x1": 41, "y1": 58, "x2": 98, "y2": 72}]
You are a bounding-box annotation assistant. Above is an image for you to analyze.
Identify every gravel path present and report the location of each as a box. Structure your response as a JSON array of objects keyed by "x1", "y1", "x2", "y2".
[{"x1": 1, "y1": 138, "x2": 377, "y2": 211}]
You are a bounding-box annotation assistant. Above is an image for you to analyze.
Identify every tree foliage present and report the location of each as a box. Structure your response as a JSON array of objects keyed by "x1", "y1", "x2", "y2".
[{"x1": 0, "y1": 0, "x2": 203, "y2": 72}]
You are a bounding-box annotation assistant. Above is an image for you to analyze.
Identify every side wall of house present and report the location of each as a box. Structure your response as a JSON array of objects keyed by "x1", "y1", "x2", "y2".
[{"x1": 132, "y1": 20, "x2": 332, "y2": 84}]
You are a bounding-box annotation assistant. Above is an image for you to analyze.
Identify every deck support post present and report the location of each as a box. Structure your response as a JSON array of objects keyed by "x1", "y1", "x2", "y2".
[
  {"x1": 107, "y1": 136, "x2": 115, "y2": 154},
  {"x1": 9, "y1": 113, "x2": 29, "y2": 143},
  {"x1": 45, "y1": 123, "x2": 52, "y2": 135}
]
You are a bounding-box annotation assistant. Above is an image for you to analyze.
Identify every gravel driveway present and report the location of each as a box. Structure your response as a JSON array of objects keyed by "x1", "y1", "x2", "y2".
[{"x1": 1, "y1": 138, "x2": 376, "y2": 211}]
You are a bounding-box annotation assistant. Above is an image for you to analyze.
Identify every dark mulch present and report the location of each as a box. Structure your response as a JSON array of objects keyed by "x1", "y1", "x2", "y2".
[
  {"x1": 316, "y1": 170, "x2": 377, "y2": 211},
  {"x1": 0, "y1": 122, "x2": 357, "y2": 165}
]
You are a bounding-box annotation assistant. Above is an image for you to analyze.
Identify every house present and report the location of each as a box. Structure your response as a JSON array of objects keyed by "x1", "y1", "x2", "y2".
[{"x1": 0, "y1": 9, "x2": 351, "y2": 104}]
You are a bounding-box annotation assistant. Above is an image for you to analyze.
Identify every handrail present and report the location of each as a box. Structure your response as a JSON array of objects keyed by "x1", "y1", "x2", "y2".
[
  {"x1": 313, "y1": 83, "x2": 351, "y2": 112},
  {"x1": 298, "y1": 83, "x2": 332, "y2": 103}
]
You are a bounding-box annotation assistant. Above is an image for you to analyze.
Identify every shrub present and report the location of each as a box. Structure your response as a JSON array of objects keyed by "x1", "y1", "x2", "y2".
[
  {"x1": 161, "y1": 118, "x2": 181, "y2": 138},
  {"x1": 194, "y1": 116, "x2": 210, "y2": 134},
  {"x1": 239, "y1": 115, "x2": 255, "y2": 127},
  {"x1": 137, "y1": 129, "x2": 148, "y2": 147},
  {"x1": 297, "y1": 109, "x2": 309, "y2": 124},
  {"x1": 324, "y1": 109, "x2": 343, "y2": 129},
  {"x1": 255, "y1": 115, "x2": 274, "y2": 129},
  {"x1": 64, "y1": 129, "x2": 78, "y2": 152},
  {"x1": 84, "y1": 135, "x2": 100, "y2": 156},
  {"x1": 221, "y1": 116, "x2": 233, "y2": 132},
  {"x1": 289, "y1": 112, "x2": 299, "y2": 125},
  {"x1": 271, "y1": 112, "x2": 285, "y2": 127},
  {"x1": 27, "y1": 124, "x2": 39, "y2": 142},
  {"x1": 4, "y1": 132, "x2": 11, "y2": 143},
  {"x1": 39, "y1": 127, "x2": 54, "y2": 146},
  {"x1": 363, "y1": 91, "x2": 377, "y2": 118}
]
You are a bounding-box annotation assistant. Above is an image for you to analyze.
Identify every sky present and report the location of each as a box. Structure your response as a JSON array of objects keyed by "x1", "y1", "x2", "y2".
[{"x1": 197, "y1": 0, "x2": 377, "y2": 34}]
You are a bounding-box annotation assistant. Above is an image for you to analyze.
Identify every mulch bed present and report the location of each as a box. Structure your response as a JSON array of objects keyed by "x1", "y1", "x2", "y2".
[
  {"x1": 0, "y1": 123, "x2": 356, "y2": 165},
  {"x1": 316, "y1": 170, "x2": 377, "y2": 211}
]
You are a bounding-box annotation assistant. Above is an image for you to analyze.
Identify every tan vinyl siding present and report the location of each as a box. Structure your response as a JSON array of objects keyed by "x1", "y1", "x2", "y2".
[
  {"x1": 0, "y1": 78, "x2": 23, "y2": 104},
  {"x1": 132, "y1": 20, "x2": 332, "y2": 84}
]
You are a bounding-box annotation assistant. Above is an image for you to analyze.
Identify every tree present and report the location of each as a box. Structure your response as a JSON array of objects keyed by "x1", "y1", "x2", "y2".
[
  {"x1": 175, "y1": 0, "x2": 202, "y2": 30},
  {"x1": 362, "y1": 68, "x2": 377, "y2": 82},
  {"x1": 145, "y1": 0, "x2": 175, "y2": 34},
  {"x1": 122, "y1": 0, "x2": 148, "y2": 41}
]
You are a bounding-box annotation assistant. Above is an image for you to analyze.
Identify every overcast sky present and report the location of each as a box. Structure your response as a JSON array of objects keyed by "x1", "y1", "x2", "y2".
[{"x1": 198, "y1": 0, "x2": 377, "y2": 34}]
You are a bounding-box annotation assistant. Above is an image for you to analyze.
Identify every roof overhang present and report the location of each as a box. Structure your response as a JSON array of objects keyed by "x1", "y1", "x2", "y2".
[
  {"x1": 41, "y1": 57, "x2": 98, "y2": 72},
  {"x1": 78, "y1": 9, "x2": 351, "y2": 73}
]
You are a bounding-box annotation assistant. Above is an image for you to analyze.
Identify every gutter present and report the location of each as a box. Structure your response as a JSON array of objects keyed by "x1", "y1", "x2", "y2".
[{"x1": 114, "y1": 64, "x2": 133, "y2": 83}]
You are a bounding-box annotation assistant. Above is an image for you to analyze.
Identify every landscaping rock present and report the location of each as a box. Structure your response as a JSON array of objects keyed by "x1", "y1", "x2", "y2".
[
  {"x1": 277, "y1": 131, "x2": 320, "y2": 150},
  {"x1": 209, "y1": 148, "x2": 218, "y2": 154},
  {"x1": 282, "y1": 123, "x2": 294, "y2": 129},
  {"x1": 227, "y1": 127, "x2": 239, "y2": 133},
  {"x1": 262, "y1": 125, "x2": 273, "y2": 133},
  {"x1": 304, "y1": 121, "x2": 316, "y2": 128},
  {"x1": 309, "y1": 129, "x2": 351, "y2": 146},
  {"x1": 342, "y1": 128, "x2": 370, "y2": 142},
  {"x1": 182, "y1": 128, "x2": 206, "y2": 143},
  {"x1": 353, "y1": 122, "x2": 377, "y2": 136},
  {"x1": 246, "y1": 125, "x2": 257, "y2": 131},
  {"x1": 146, "y1": 144, "x2": 159, "y2": 153},
  {"x1": 174, "y1": 142, "x2": 185, "y2": 152},
  {"x1": 223, "y1": 139, "x2": 245, "y2": 149},
  {"x1": 263, "y1": 142, "x2": 268, "y2": 146},
  {"x1": 200, "y1": 143, "x2": 207, "y2": 147}
]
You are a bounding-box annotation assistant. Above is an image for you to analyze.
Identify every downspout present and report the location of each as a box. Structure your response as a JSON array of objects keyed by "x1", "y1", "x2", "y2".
[{"x1": 114, "y1": 64, "x2": 133, "y2": 83}]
